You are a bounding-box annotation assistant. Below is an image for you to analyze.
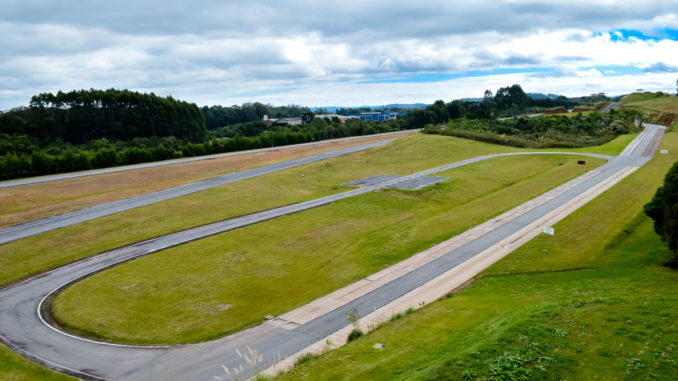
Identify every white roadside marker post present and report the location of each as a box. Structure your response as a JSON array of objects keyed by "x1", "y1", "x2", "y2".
[{"x1": 543, "y1": 226, "x2": 555, "y2": 245}]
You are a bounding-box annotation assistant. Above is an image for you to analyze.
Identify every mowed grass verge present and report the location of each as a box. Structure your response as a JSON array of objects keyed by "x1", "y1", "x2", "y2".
[
  {"x1": 0, "y1": 344, "x2": 75, "y2": 381},
  {"x1": 0, "y1": 133, "x2": 625, "y2": 287},
  {"x1": 0, "y1": 133, "x2": 405, "y2": 228},
  {"x1": 276, "y1": 134, "x2": 678, "y2": 381},
  {"x1": 51, "y1": 154, "x2": 604, "y2": 345}
]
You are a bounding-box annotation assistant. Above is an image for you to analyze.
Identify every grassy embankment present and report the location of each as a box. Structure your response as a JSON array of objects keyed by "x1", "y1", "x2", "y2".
[
  {"x1": 0, "y1": 347, "x2": 75, "y2": 381},
  {"x1": 0, "y1": 133, "x2": 629, "y2": 288},
  {"x1": 0, "y1": 133, "x2": 402, "y2": 228},
  {"x1": 621, "y1": 92, "x2": 678, "y2": 130},
  {"x1": 276, "y1": 133, "x2": 678, "y2": 381},
  {"x1": 51, "y1": 153, "x2": 604, "y2": 345}
]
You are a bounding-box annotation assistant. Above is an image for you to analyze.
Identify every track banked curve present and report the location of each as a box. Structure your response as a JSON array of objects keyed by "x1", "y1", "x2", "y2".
[{"x1": 0, "y1": 124, "x2": 665, "y2": 381}]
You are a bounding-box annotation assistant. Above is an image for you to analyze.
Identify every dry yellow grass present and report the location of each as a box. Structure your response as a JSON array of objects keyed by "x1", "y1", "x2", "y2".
[{"x1": 0, "y1": 134, "x2": 405, "y2": 228}]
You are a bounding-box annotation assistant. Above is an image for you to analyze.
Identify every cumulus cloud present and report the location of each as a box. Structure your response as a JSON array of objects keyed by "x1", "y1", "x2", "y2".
[
  {"x1": 642, "y1": 62, "x2": 678, "y2": 73},
  {"x1": 1, "y1": 1, "x2": 677, "y2": 109}
]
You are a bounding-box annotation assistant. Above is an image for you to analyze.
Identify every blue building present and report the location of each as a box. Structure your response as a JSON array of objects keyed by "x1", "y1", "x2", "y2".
[{"x1": 346, "y1": 112, "x2": 407, "y2": 121}]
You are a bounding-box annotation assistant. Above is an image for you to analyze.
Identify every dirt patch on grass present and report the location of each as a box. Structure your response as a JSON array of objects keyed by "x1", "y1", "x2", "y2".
[
  {"x1": 660, "y1": 114, "x2": 677, "y2": 127},
  {"x1": 446, "y1": 277, "x2": 477, "y2": 297},
  {"x1": 0, "y1": 134, "x2": 406, "y2": 228}
]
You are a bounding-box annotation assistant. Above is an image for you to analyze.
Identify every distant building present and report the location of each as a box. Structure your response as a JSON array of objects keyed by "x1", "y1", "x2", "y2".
[
  {"x1": 263, "y1": 111, "x2": 408, "y2": 126},
  {"x1": 314, "y1": 113, "x2": 357, "y2": 123},
  {"x1": 344, "y1": 112, "x2": 407, "y2": 122},
  {"x1": 263, "y1": 115, "x2": 303, "y2": 126}
]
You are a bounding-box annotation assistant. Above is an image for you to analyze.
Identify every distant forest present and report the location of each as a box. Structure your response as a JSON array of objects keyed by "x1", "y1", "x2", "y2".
[
  {"x1": 5, "y1": 89, "x2": 207, "y2": 143},
  {"x1": 201, "y1": 104, "x2": 310, "y2": 130},
  {"x1": 0, "y1": 89, "x2": 410, "y2": 180},
  {"x1": 0, "y1": 85, "x2": 625, "y2": 180}
]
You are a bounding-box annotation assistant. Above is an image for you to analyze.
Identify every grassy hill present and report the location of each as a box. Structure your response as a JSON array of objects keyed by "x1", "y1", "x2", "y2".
[{"x1": 621, "y1": 92, "x2": 678, "y2": 130}]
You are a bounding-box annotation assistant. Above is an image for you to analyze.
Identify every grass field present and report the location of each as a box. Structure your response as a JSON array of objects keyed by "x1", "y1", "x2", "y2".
[
  {"x1": 0, "y1": 133, "x2": 629, "y2": 288},
  {"x1": 275, "y1": 133, "x2": 678, "y2": 381},
  {"x1": 51, "y1": 153, "x2": 604, "y2": 345},
  {"x1": 0, "y1": 133, "x2": 402, "y2": 228},
  {"x1": 0, "y1": 345, "x2": 75, "y2": 381},
  {"x1": 0, "y1": 130, "x2": 655, "y2": 378}
]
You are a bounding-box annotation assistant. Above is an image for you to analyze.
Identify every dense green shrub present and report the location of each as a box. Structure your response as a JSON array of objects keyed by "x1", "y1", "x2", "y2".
[
  {"x1": 644, "y1": 161, "x2": 678, "y2": 259},
  {"x1": 423, "y1": 110, "x2": 640, "y2": 149},
  {"x1": 347, "y1": 328, "x2": 363, "y2": 342}
]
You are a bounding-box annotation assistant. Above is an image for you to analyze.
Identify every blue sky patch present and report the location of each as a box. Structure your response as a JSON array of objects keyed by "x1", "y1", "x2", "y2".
[
  {"x1": 362, "y1": 67, "x2": 553, "y2": 84},
  {"x1": 590, "y1": 65, "x2": 644, "y2": 75},
  {"x1": 608, "y1": 28, "x2": 678, "y2": 42}
]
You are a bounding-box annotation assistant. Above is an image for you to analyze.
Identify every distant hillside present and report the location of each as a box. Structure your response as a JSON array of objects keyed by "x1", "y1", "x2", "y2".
[
  {"x1": 311, "y1": 103, "x2": 427, "y2": 113},
  {"x1": 527, "y1": 93, "x2": 561, "y2": 99},
  {"x1": 460, "y1": 93, "x2": 562, "y2": 102}
]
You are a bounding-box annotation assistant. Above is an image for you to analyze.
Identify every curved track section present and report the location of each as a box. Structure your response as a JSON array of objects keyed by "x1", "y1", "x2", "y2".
[{"x1": 0, "y1": 124, "x2": 666, "y2": 380}]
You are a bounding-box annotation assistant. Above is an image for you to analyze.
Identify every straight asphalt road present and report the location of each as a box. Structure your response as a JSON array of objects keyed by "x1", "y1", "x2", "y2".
[
  {"x1": 0, "y1": 130, "x2": 418, "y2": 189},
  {"x1": 0, "y1": 139, "x2": 394, "y2": 245},
  {"x1": 0, "y1": 124, "x2": 665, "y2": 380}
]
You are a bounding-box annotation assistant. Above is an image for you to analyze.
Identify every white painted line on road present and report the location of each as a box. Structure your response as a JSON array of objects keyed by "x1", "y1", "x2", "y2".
[
  {"x1": 0, "y1": 332, "x2": 106, "y2": 381},
  {"x1": 37, "y1": 286, "x2": 174, "y2": 349}
]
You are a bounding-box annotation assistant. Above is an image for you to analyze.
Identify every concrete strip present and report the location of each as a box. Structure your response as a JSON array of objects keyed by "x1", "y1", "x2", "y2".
[
  {"x1": 642, "y1": 126, "x2": 666, "y2": 157},
  {"x1": 266, "y1": 165, "x2": 603, "y2": 329},
  {"x1": 261, "y1": 165, "x2": 639, "y2": 376}
]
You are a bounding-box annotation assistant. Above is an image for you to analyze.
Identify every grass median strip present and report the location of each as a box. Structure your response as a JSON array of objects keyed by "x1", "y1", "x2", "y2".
[
  {"x1": 0, "y1": 134, "x2": 404, "y2": 228},
  {"x1": 50, "y1": 154, "x2": 604, "y2": 345},
  {"x1": 274, "y1": 133, "x2": 678, "y2": 381},
  {"x1": 0, "y1": 343, "x2": 76, "y2": 381},
  {"x1": 0, "y1": 133, "x2": 625, "y2": 287}
]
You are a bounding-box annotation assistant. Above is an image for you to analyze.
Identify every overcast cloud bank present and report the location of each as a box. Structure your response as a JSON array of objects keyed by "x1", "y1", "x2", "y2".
[{"x1": 1, "y1": 0, "x2": 677, "y2": 109}]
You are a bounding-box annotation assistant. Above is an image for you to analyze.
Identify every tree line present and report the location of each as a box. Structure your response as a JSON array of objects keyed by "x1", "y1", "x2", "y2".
[
  {"x1": 200, "y1": 103, "x2": 310, "y2": 130},
  {"x1": 1, "y1": 89, "x2": 207, "y2": 144},
  {"x1": 0, "y1": 84, "x2": 622, "y2": 181},
  {"x1": 405, "y1": 84, "x2": 615, "y2": 128},
  {"x1": 0, "y1": 112, "x2": 409, "y2": 180}
]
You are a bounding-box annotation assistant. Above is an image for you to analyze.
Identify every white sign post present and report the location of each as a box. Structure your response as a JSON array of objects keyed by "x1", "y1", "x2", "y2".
[{"x1": 543, "y1": 226, "x2": 555, "y2": 245}]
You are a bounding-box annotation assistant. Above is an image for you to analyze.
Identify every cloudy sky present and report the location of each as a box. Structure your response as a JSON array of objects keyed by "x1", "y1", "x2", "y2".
[{"x1": 1, "y1": 1, "x2": 677, "y2": 110}]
